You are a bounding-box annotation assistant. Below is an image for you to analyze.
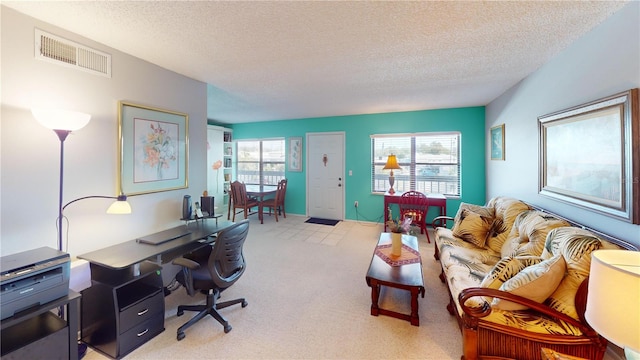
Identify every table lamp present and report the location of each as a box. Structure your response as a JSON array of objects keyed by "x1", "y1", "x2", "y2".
[
  {"x1": 585, "y1": 249, "x2": 640, "y2": 360},
  {"x1": 383, "y1": 154, "x2": 402, "y2": 194}
]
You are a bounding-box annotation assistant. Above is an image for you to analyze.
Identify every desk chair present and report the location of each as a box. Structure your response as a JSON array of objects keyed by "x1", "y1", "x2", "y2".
[
  {"x1": 261, "y1": 179, "x2": 287, "y2": 223},
  {"x1": 399, "y1": 191, "x2": 430, "y2": 243},
  {"x1": 172, "y1": 220, "x2": 250, "y2": 340},
  {"x1": 229, "y1": 181, "x2": 259, "y2": 221}
]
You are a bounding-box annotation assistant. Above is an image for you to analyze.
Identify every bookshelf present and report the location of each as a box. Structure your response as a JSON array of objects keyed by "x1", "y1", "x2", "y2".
[{"x1": 207, "y1": 125, "x2": 233, "y2": 215}]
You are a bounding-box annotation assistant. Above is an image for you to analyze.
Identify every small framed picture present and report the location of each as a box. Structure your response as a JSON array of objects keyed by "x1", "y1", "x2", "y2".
[
  {"x1": 490, "y1": 124, "x2": 505, "y2": 161},
  {"x1": 289, "y1": 137, "x2": 302, "y2": 172}
]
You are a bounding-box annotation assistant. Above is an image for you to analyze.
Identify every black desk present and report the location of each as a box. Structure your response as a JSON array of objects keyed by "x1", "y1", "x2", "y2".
[
  {"x1": 77, "y1": 221, "x2": 234, "y2": 359},
  {"x1": 78, "y1": 220, "x2": 232, "y2": 269}
]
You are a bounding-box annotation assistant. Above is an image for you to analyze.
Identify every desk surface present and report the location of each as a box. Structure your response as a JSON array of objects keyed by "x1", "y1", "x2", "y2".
[{"x1": 78, "y1": 221, "x2": 233, "y2": 270}]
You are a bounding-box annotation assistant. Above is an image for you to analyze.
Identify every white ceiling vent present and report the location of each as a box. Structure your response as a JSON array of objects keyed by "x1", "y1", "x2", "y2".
[{"x1": 35, "y1": 28, "x2": 111, "y2": 78}]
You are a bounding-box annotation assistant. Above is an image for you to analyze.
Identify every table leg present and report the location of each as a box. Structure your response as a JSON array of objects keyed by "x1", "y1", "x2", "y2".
[
  {"x1": 410, "y1": 287, "x2": 420, "y2": 326},
  {"x1": 383, "y1": 196, "x2": 390, "y2": 232},
  {"x1": 258, "y1": 196, "x2": 264, "y2": 224},
  {"x1": 369, "y1": 279, "x2": 380, "y2": 316}
]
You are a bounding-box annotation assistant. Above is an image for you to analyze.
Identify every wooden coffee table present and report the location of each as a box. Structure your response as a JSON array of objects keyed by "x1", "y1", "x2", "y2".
[{"x1": 365, "y1": 233, "x2": 425, "y2": 326}]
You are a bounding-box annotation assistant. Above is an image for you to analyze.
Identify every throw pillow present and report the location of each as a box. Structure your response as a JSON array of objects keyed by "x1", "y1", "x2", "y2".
[
  {"x1": 501, "y1": 211, "x2": 570, "y2": 258},
  {"x1": 543, "y1": 227, "x2": 603, "y2": 319},
  {"x1": 492, "y1": 254, "x2": 567, "y2": 311},
  {"x1": 480, "y1": 256, "x2": 543, "y2": 290},
  {"x1": 452, "y1": 208, "x2": 493, "y2": 248}
]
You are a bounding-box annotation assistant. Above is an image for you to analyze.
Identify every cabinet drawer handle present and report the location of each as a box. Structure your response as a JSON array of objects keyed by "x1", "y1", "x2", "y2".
[
  {"x1": 137, "y1": 309, "x2": 149, "y2": 316},
  {"x1": 137, "y1": 328, "x2": 149, "y2": 337}
]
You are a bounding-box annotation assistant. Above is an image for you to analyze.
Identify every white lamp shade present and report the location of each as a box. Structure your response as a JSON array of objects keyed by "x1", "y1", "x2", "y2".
[
  {"x1": 32, "y1": 108, "x2": 91, "y2": 131},
  {"x1": 585, "y1": 250, "x2": 640, "y2": 353},
  {"x1": 106, "y1": 199, "x2": 132, "y2": 214}
]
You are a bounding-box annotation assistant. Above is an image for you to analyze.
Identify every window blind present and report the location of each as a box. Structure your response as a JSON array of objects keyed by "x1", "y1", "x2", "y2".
[
  {"x1": 371, "y1": 132, "x2": 461, "y2": 196},
  {"x1": 237, "y1": 139, "x2": 285, "y2": 185}
]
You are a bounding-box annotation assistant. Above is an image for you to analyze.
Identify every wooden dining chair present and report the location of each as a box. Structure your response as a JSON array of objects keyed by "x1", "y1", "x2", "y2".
[
  {"x1": 229, "y1": 181, "x2": 259, "y2": 222},
  {"x1": 398, "y1": 191, "x2": 430, "y2": 243},
  {"x1": 261, "y1": 179, "x2": 287, "y2": 223}
]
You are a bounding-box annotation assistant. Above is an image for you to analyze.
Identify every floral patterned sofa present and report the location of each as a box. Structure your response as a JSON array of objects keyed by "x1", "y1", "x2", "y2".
[{"x1": 433, "y1": 196, "x2": 638, "y2": 360}]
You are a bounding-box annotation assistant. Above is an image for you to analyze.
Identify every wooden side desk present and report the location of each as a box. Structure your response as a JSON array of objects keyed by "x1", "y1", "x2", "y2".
[{"x1": 383, "y1": 192, "x2": 447, "y2": 232}]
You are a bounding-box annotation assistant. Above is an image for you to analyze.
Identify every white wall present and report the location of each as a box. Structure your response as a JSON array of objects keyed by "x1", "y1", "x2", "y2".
[
  {"x1": 486, "y1": 2, "x2": 640, "y2": 245},
  {"x1": 1, "y1": 7, "x2": 208, "y2": 257}
]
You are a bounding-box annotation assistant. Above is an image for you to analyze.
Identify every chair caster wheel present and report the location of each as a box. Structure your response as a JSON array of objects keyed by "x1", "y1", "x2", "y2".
[
  {"x1": 177, "y1": 332, "x2": 185, "y2": 341},
  {"x1": 224, "y1": 325, "x2": 232, "y2": 333},
  {"x1": 242, "y1": 300, "x2": 248, "y2": 308},
  {"x1": 177, "y1": 309, "x2": 184, "y2": 316}
]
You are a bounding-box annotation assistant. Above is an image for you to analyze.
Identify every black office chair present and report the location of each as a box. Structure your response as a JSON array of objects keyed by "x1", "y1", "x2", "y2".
[{"x1": 172, "y1": 219, "x2": 250, "y2": 340}]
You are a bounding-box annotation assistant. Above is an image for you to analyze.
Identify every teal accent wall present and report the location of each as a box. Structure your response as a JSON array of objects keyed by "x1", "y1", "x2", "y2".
[{"x1": 225, "y1": 106, "x2": 485, "y2": 223}]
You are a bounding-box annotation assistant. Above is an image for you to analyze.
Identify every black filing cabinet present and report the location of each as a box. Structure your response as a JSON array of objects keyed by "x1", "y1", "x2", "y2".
[
  {"x1": 80, "y1": 262, "x2": 164, "y2": 359},
  {"x1": 1, "y1": 291, "x2": 80, "y2": 360}
]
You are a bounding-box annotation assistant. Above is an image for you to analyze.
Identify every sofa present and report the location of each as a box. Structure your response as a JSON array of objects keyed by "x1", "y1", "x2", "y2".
[{"x1": 433, "y1": 196, "x2": 638, "y2": 360}]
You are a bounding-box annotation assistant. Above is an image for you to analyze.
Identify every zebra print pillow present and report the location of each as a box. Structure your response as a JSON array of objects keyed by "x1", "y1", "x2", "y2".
[{"x1": 492, "y1": 254, "x2": 566, "y2": 311}]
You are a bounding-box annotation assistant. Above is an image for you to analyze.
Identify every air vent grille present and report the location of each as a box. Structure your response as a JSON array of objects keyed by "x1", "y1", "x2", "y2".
[{"x1": 35, "y1": 28, "x2": 111, "y2": 78}]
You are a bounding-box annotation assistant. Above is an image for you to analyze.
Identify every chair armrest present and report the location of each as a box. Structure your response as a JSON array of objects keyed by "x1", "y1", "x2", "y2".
[
  {"x1": 172, "y1": 257, "x2": 200, "y2": 270},
  {"x1": 432, "y1": 216, "x2": 455, "y2": 229},
  {"x1": 458, "y1": 287, "x2": 596, "y2": 336}
]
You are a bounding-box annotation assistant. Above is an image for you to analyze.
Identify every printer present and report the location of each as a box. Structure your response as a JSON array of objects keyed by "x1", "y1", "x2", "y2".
[{"x1": 1, "y1": 246, "x2": 70, "y2": 320}]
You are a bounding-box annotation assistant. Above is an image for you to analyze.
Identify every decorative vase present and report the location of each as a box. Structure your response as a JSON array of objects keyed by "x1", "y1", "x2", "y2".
[{"x1": 391, "y1": 232, "x2": 402, "y2": 257}]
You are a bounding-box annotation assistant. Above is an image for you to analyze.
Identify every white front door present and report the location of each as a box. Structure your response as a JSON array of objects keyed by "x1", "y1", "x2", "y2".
[{"x1": 307, "y1": 132, "x2": 345, "y2": 220}]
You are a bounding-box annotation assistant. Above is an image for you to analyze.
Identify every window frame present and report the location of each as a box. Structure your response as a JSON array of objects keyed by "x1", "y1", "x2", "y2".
[
  {"x1": 371, "y1": 132, "x2": 461, "y2": 196},
  {"x1": 236, "y1": 138, "x2": 286, "y2": 186}
]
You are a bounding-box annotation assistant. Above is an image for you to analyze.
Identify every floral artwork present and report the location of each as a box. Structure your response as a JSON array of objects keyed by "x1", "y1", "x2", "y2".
[
  {"x1": 134, "y1": 119, "x2": 179, "y2": 182},
  {"x1": 118, "y1": 101, "x2": 188, "y2": 195}
]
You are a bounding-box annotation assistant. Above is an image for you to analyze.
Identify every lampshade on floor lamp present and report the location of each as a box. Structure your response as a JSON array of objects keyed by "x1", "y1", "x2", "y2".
[
  {"x1": 383, "y1": 154, "x2": 402, "y2": 194},
  {"x1": 32, "y1": 108, "x2": 91, "y2": 252},
  {"x1": 585, "y1": 250, "x2": 640, "y2": 360}
]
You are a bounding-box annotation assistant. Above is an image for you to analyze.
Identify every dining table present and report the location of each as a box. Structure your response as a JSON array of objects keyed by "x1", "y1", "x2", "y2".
[{"x1": 228, "y1": 184, "x2": 277, "y2": 224}]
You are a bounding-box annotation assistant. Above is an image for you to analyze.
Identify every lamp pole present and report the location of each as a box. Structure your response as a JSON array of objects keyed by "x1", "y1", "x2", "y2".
[{"x1": 54, "y1": 129, "x2": 71, "y2": 252}]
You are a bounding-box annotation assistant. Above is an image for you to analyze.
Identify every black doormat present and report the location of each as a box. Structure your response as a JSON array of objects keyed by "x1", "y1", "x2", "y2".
[{"x1": 305, "y1": 217, "x2": 340, "y2": 226}]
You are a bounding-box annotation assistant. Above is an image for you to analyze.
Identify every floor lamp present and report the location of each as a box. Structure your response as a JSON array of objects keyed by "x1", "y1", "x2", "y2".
[
  {"x1": 32, "y1": 109, "x2": 133, "y2": 251},
  {"x1": 33, "y1": 108, "x2": 132, "y2": 360},
  {"x1": 32, "y1": 108, "x2": 92, "y2": 252}
]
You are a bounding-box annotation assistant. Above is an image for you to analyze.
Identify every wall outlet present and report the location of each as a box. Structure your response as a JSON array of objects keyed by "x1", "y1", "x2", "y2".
[{"x1": 354, "y1": 201, "x2": 358, "y2": 208}]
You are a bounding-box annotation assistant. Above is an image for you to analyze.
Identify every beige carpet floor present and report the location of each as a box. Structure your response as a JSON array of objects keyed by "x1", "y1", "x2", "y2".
[{"x1": 83, "y1": 214, "x2": 462, "y2": 360}]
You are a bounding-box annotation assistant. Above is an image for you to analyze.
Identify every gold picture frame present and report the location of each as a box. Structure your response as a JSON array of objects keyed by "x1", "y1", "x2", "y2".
[{"x1": 118, "y1": 101, "x2": 189, "y2": 195}]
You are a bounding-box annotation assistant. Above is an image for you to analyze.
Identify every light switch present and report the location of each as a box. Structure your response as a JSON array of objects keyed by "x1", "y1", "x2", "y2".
[{"x1": 349, "y1": 170, "x2": 353, "y2": 176}]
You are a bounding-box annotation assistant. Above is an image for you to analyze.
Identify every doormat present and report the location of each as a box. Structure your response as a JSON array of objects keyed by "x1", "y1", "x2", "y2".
[{"x1": 305, "y1": 218, "x2": 340, "y2": 226}]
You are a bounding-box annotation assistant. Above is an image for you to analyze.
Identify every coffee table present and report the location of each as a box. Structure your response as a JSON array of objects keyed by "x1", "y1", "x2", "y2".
[{"x1": 365, "y1": 233, "x2": 425, "y2": 326}]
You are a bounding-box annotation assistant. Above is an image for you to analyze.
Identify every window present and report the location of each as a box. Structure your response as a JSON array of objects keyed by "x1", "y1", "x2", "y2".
[
  {"x1": 371, "y1": 133, "x2": 461, "y2": 196},
  {"x1": 236, "y1": 139, "x2": 285, "y2": 185}
]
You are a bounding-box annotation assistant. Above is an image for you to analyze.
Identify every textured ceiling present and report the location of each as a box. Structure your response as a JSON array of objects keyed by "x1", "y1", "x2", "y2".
[{"x1": 2, "y1": 1, "x2": 628, "y2": 123}]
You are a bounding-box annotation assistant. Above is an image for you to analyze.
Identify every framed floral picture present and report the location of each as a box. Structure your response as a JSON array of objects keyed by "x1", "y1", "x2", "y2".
[
  {"x1": 118, "y1": 101, "x2": 189, "y2": 195},
  {"x1": 289, "y1": 136, "x2": 302, "y2": 172}
]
